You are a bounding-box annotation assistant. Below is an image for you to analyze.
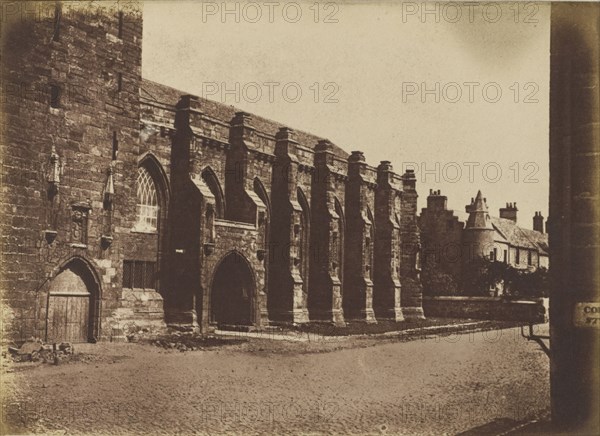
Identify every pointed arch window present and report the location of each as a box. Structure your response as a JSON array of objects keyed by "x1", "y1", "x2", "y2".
[
  {"x1": 135, "y1": 166, "x2": 159, "y2": 232},
  {"x1": 201, "y1": 168, "x2": 225, "y2": 218}
]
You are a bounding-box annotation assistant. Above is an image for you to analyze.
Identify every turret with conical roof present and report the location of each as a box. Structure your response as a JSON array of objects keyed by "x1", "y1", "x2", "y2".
[
  {"x1": 463, "y1": 190, "x2": 496, "y2": 265},
  {"x1": 465, "y1": 190, "x2": 494, "y2": 230}
]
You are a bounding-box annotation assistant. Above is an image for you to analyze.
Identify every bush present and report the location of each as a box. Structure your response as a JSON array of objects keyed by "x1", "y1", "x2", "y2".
[
  {"x1": 504, "y1": 266, "x2": 549, "y2": 299},
  {"x1": 462, "y1": 258, "x2": 548, "y2": 298},
  {"x1": 421, "y1": 265, "x2": 460, "y2": 296}
]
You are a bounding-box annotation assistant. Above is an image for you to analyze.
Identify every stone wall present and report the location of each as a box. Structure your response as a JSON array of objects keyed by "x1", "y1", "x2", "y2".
[
  {"x1": 0, "y1": 1, "x2": 153, "y2": 342},
  {"x1": 423, "y1": 296, "x2": 548, "y2": 323},
  {"x1": 1, "y1": 2, "x2": 426, "y2": 342}
]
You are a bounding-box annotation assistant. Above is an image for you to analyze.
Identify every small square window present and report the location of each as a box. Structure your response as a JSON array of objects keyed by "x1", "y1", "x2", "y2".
[{"x1": 123, "y1": 260, "x2": 157, "y2": 289}]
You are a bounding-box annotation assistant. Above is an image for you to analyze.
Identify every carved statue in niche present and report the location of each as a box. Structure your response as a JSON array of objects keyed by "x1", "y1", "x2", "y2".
[
  {"x1": 71, "y1": 205, "x2": 90, "y2": 245},
  {"x1": 47, "y1": 146, "x2": 61, "y2": 196},
  {"x1": 44, "y1": 146, "x2": 62, "y2": 236}
]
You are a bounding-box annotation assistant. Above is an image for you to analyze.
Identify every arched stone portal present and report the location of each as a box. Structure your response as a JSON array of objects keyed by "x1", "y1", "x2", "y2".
[
  {"x1": 210, "y1": 252, "x2": 256, "y2": 326},
  {"x1": 46, "y1": 259, "x2": 100, "y2": 343}
]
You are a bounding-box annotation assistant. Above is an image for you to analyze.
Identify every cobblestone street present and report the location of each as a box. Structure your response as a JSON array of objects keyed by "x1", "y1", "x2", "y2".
[{"x1": 2, "y1": 325, "x2": 550, "y2": 435}]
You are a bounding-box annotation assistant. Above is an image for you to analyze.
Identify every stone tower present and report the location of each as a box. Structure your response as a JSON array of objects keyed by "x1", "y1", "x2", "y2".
[
  {"x1": 462, "y1": 190, "x2": 495, "y2": 264},
  {"x1": 0, "y1": 1, "x2": 151, "y2": 342}
]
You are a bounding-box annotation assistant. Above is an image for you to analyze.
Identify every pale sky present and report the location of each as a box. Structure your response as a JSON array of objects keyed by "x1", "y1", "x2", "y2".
[{"x1": 141, "y1": 1, "x2": 550, "y2": 229}]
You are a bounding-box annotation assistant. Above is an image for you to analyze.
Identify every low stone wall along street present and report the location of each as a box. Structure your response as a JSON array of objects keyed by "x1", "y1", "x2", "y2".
[{"x1": 423, "y1": 296, "x2": 548, "y2": 323}]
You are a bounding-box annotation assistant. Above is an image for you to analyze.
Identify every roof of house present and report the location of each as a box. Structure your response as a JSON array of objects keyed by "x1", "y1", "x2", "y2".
[
  {"x1": 140, "y1": 78, "x2": 349, "y2": 158},
  {"x1": 490, "y1": 216, "x2": 549, "y2": 255},
  {"x1": 521, "y1": 227, "x2": 550, "y2": 255}
]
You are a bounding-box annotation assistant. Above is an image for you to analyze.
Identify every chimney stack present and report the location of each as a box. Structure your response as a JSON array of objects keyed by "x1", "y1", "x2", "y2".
[
  {"x1": 533, "y1": 211, "x2": 544, "y2": 233},
  {"x1": 426, "y1": 189, "x2": 447, "y2": 211},
  {"x1": 499, "y1": 202, "x2": 518, "y2": 222}
]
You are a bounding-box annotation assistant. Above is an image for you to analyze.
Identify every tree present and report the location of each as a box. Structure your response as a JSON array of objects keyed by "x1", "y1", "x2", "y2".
[
  {"x1": 462, "y1": 258, "x2": 549, "y2": 298},
  {"x1": 421, "y1": 263, "x2": 460, "y2": 296}
]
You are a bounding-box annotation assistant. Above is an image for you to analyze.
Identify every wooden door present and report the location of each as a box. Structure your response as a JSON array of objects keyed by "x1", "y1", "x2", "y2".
[
  {"x1": 47, "y1": 262, "x2": 97, "y2": 343},
  {"x1": 47, "y1": 293, "x2": 90, "y2": 343}
]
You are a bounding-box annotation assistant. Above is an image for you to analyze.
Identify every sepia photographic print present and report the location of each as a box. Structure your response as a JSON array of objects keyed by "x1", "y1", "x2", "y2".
[{"x1": 0, "y1": 1, "x2": 598, "y2": 434}]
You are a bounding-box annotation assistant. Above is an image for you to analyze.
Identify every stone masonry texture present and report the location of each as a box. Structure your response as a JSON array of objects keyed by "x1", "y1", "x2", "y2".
[{"x1": 0, "y1": 2, "x2": 424, "y2": 343}]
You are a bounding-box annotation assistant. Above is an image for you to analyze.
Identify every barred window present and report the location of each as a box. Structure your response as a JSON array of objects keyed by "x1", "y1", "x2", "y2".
[
  {"x1": 135, "y1": 166, "x2": 158, "y2": 232},
  {"x1": 123, "y1": 260, "x2": 156, "y2": 289}
]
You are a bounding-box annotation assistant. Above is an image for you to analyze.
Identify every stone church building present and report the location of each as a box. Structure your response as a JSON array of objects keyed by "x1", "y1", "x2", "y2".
[{"x1": 0, "y1": 3, "x2": 424, "y2": 343}]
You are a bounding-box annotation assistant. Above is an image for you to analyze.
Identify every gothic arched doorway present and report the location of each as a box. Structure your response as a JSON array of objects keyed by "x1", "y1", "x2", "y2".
[
  {"x1": 46, "y1": 258, "x2": 100, "y2": 343},
  {"x1": 210, "y1": 252, "x2": 256, "y2": 326}
]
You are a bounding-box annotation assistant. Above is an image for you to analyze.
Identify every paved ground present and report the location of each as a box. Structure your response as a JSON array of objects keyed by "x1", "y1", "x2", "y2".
[{"x1": 1, "y1": 324, "x2": 550, "y2": 435}]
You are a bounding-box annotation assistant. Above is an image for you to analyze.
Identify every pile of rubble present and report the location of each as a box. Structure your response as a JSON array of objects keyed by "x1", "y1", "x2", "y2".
[
  {"x1": 125, "y1": 326, "x2": 162, "y2": 343},
  {"x1": 151, "y1": 339, "x2": 202, "y2": 352},
  {"x1": 8, "y1": 338, "x2": 73, "y2": 364},
  {"x1": 146, "y1": 332, "x2": 245, "y2": 352}
]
